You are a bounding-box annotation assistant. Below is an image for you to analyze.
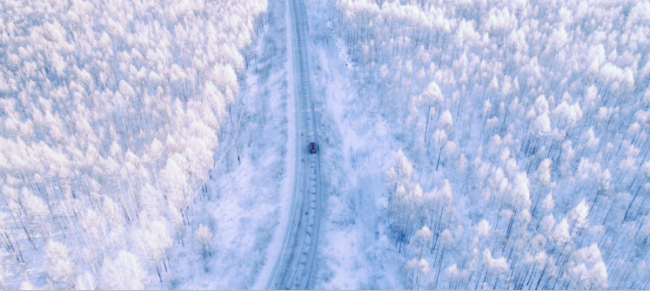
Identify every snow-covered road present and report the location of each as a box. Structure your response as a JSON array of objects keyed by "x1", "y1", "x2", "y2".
[{"x1": 265, "y1": 0, "x2": 322, "y2": 289}]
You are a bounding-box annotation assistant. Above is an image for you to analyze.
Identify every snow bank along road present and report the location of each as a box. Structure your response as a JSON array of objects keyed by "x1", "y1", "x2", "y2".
[{"x1": 266, "y1": 0, "x2": 322, "y2": 289}]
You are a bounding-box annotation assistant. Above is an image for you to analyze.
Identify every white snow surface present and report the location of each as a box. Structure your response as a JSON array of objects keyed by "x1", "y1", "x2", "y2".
[
  {"x1": 2, "y1": 0, "x2": 650, "y2": 290},
  {"x1": 252, "y1": 0, "x2": 296, "y2": 287}
]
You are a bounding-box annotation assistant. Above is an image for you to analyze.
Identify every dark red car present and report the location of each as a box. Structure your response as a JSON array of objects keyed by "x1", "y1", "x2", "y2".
[{"x1": 308, "y1": 142, "x2": 318, "y2": 154}]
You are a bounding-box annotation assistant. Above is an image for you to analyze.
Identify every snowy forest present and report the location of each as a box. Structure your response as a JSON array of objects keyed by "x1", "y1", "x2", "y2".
[
  {"x1": 0, "y1": 0, "x2": 267, "y2": 289},
  {"x1": 2, "y1": 0, "x2": 650, "y2": 289},
  {"x1": 331, "y1": 0, "x2": 650, "y2": 289}
]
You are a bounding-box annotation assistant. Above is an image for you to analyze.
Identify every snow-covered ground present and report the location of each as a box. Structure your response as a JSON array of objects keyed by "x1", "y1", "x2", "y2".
[
  {"x1": 300, "y1": 0, "x2": 406, "y2": 288},
  {"x1": 171, "y1": 0, "x2": 293, "y2": 288},
  {"x1": 251, "y1": 0, "x2": 297, "y2": 288},
  {"x1": 310, "y1": 36, "x2": 402, "y2": 289},
  {"x1": 3, "y1": 0, "x2": 650, "y2": 289}
]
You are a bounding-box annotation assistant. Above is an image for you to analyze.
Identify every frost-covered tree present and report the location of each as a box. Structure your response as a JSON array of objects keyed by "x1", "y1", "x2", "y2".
[
  {"x1": 414, "y1": 225, "x2": 431, "y2": 260},
  {"x1": 45, "y1": 240, "x2": 75, "y2": 288},
  {"x1": 386, "y1": 150, "x2": 415, "y2": 204},
  {"x1": 195, "y1": 224, "x2": 213, "y2": 258},
  {"x1": 563, "y1": 244, "x2": 608, "y2": 289},
  {"x1": 404, "y1": 258, "x2": 429, "y2": 290},
  {"x1": 135, "y1": 217, "x2": 172, "y2": 282},
  {"x1": 74, "y1": 272, "x2": 95, "y2": 290},
  {"x1": 421, "y1": 81, "x2": 443, "y2": 144},
  {"x1": 100, "y1": 250, "x2": 147, "y2": 290}
]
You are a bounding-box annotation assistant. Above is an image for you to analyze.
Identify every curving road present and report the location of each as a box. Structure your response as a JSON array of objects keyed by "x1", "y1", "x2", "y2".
[{"x1": 265, "y1": 0, "x2": 322, "y2": 289}]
